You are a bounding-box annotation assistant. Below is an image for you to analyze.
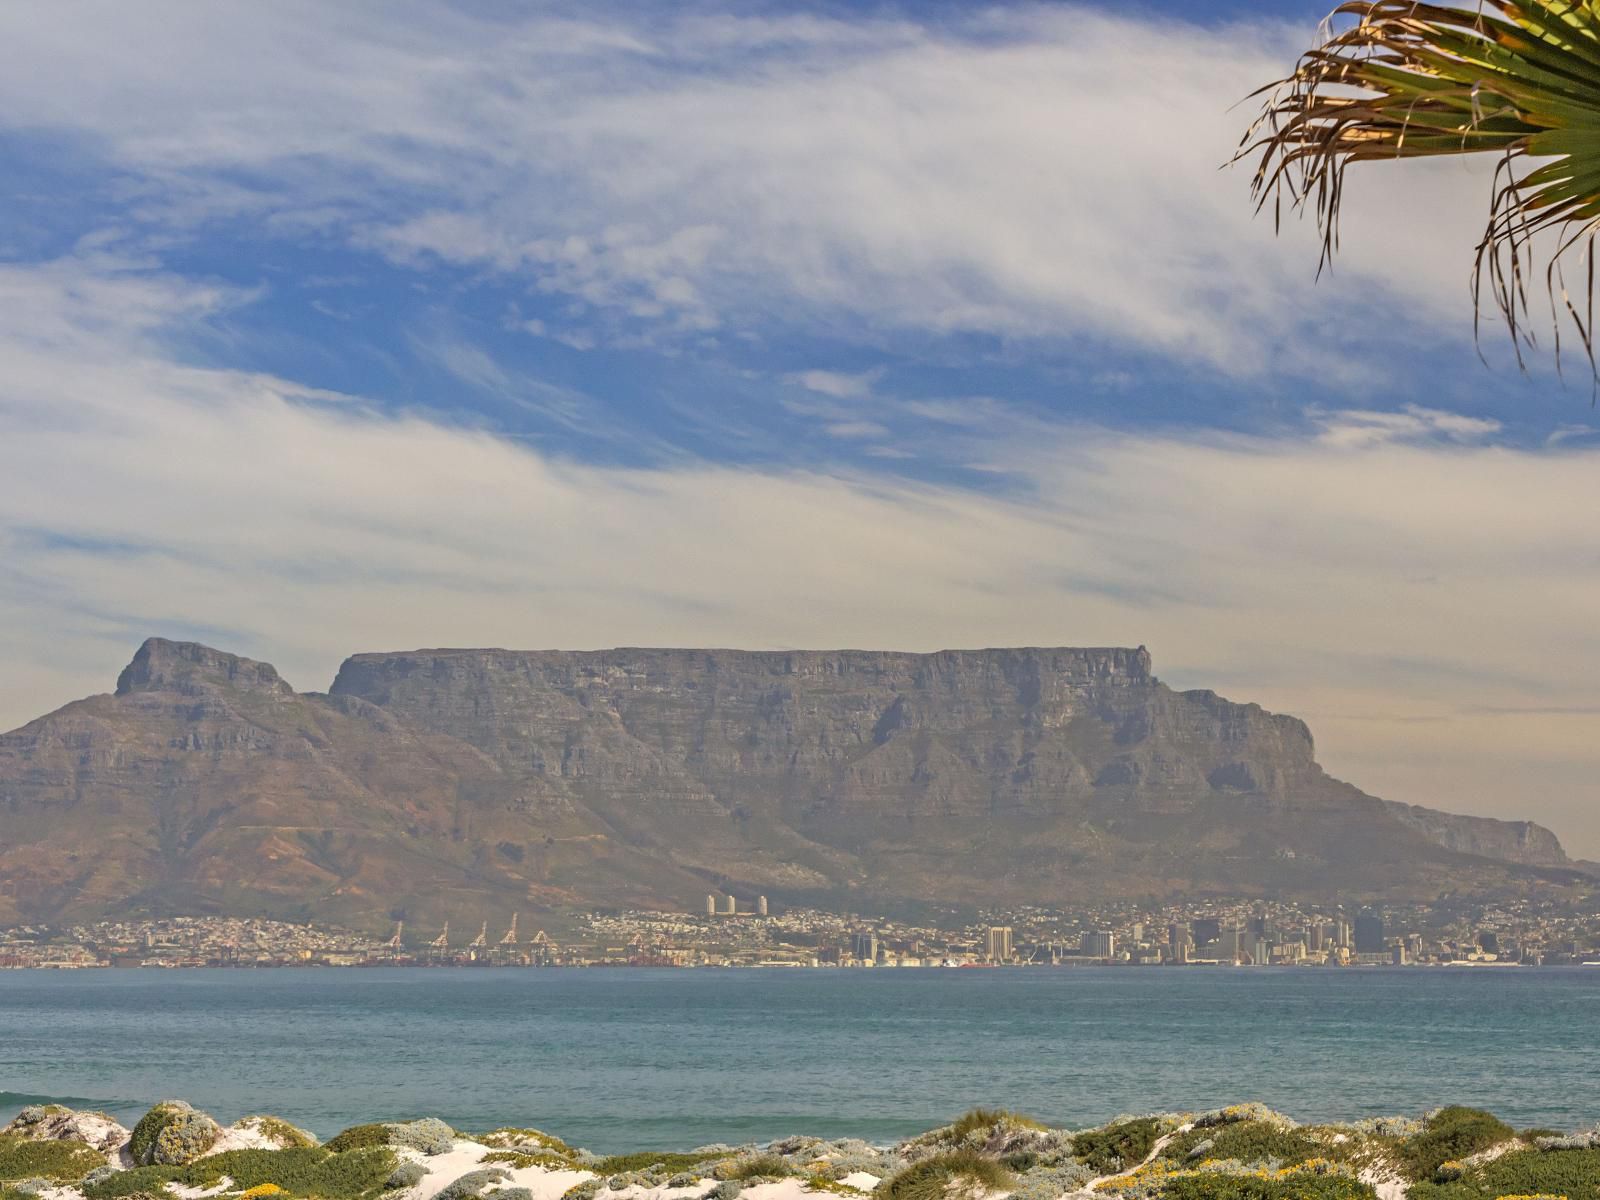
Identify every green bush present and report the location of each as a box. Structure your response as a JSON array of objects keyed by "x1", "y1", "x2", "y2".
[
  {"x1": 591, "y1": 1151, "x2": 724, "y2": 1176},
  {"x1": 1409, "y1": 1146, "x2": 1600, "y2": 1200},
  {"x1": 716, "y1": 1156, "x2": 795, "y2": 1182},
  {"x1": 1159, "y1": 1171, "x2": 1375, "y2": 1200},
  {"x1": 181, "y1": 1147, "x2": 397, "y2": 1200},
  {"x1": 1076, "y1": 1119, "x2": 1162, "y2": 1174},
  {"x1": 128, "y1": 1103, "x2": 221, "y2": 1168},
  {"x1": 878, "y1": 1151, "x2": 1014, "y2": 1200},
  {"x1": 326, "y1": 1126, "x2": 391, "y2": 1154},
  {"x1": 1398, "y1": 1108, "x2": 1515, "y2": 1182},
  {"x1": 946, "y1": 1110, "x2": 1045, "y2": 1141},
  {"x1": 1162, "y1": 1124, "x2": 1321, "y2": 1167},
  {"x1": 0, "y1": 1136, "x2": 108, "y2": 1183},
  {"x1": 82, "y1": 1166, "x2": 182, "y2": 1198}
]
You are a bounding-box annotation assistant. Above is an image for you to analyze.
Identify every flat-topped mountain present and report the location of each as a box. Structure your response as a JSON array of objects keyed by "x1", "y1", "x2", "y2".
[{"x1": 0, "y1": 638, "x2": 1580, "y2": 929}]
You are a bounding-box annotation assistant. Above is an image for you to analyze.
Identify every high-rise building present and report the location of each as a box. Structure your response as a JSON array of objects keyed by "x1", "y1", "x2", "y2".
[
  {"x1": 756, "y1": 895, "x2": 769, "y2": 917},
  {"x1": 705, "y1": 894, "x2": 716, "y2": 916},
  {"x1": 722, "y1": 895, "x2": 737, "y2": 916},
  {"x1": 1191, "y1": 918, "x2": 1221, "y2": 946},
  {"x1": 852, "y1": 932, "x2": 878, "y2": 963},
  {"x1": 1354, "y1": 911, "x2": 1385, "y2": 954},
  {"x1": 1308, "y1": 924, "x2": 1325, "y2": 953},
  {"x1": 985, "y1": 926, "x2": 1014, "y2": 962},
  {"x1": 1130, "y1": 922, "x2": 1145, "y2": 944},
  {"x1": 1082, "y1": 930, "x2": 1115, "y2": 959},
  {"x1": 1335, "y1": 919, "x2": 1353, "y2": 948}
]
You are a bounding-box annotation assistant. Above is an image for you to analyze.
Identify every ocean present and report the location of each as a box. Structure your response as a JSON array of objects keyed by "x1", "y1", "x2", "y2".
[{"x1": 1, "y1": 966, "x2": 1594, "y2": 1151}]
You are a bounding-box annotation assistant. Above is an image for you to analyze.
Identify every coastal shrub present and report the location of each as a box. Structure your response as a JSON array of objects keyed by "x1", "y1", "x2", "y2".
[
  {"x1": 387, "y1": 1120, "x2": 455, "y2": 1157},
  {"x1": 433, "y1": 1169, "x2": 512, "y2": 1200},
  {"x1": 1347, "y1": 1117, "x2": 1424, "y2": 1141},
  {"x1": 1005, "y1": 1161, "x2": 1097, "y2": 1200},
  {"x1": 239, "y1": 1186, "x2": 289, "y2": 1199},
  {"x1": 82, "y1": 1165, "x2": 182, "y2": 1198},
  {"x1": 327, "y1": 1126, "x2": 391, "y2": 1154},
  {"x1": 238, "y1": 1117, "x2": 319, "y2": 1150},
  {"x1": 1193, "y1": 1108, "x2": 1297, "y2": 1133},
  {"x1": 1398, "y1": 1109, "x2": 1516, "y2": 1182},
  {"x1": 476, "y1": 1130, "x2": 575, "y2": 1156},
  {"x1": 1162, "y1": 1123, "x2": 1321, "y2": 1168},
  {"x1": 0, "y1": 1135, "x2": 108, "y2": 1183},
  {"x1": 948, "y1": 1111, "x2": 1046, "y2": 1141},
  {"x1": 481, "y1": 1151, "x2": 578, "y2": 1172},
  {"x1": 128, "y1": 1102, "x2": 222, "y2": 1167},
  {"x1": 1534, "y1": 1131, "x2": 1600, "y2": 1152},
  {"x1": 1076, "y1": 1119, "x2": 1162, "y2": 1174},
  {"x1": 707, "y1": 1182, "x2": 744, "y2": 1200},
  {"x1": 181, "y1": 1147, "x2": 398, "y2": 1200},
  {"x1": 1409, "y1": 1147, "x2": 1600, "y2": 1200},
  {"x1": 326, "y1": 1121, "x2": 453, "y2": 1158},
  {"x1": 878, "y1": 1150, "x2": 1014, "y2": 1200},
  {"x1": 592, "y1": 1150, "x2": 725, "y2": 1176},
  {"x1": 558, "y1": 1180, "x2": 603, "y2": 1200},
  {"x1": 802, "y1": 1176, "x2": 868, "y2": 1196},
  {"x1": 1157, "y1": 1168, "x2": 1375, "y2": 1200},
  {"x1": 385, "y1": 1161, "x2": 428, "y2": 1190},
  {"x1": 715, "y1": 1155, "x2": 796, "y2": 1182},
  {"x1": 492, "y1": 1190, "x2": 533, "y2": 1200}
]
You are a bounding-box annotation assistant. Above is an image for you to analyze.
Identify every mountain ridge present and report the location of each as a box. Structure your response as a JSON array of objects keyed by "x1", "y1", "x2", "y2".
[{"x1": 0, "y1": 637, "x2": 1581, "y2": 930}]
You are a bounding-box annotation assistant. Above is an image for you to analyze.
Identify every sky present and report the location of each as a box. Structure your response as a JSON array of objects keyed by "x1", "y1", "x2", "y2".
[{"x1": 3, "y1": 1, "x2": 1600, "y2": 854}]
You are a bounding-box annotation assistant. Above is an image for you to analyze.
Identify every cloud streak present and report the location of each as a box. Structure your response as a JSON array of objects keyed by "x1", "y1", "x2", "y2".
[{"x1": 0, "y1": 2, "x2": 1499, "y2": 373}]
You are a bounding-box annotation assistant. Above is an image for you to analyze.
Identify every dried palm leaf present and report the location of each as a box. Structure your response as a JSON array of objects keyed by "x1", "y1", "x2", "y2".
[{"x1": 1242, "y1": 1, "x2": 1600, "y2": 378}]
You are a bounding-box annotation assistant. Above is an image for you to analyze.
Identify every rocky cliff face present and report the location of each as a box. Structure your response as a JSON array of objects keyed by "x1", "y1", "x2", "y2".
[{"x1": 0, "y1": 638, "x2": 1578, "y2": 929}]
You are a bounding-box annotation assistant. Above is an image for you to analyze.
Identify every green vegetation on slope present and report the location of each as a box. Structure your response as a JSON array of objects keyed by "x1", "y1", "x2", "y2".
[
  {"x1": 0, "y1": 1135, "x2": 108, "y2": 1182},
  {"x1": 1162, "y1": 1122, "x2": 1323, "y2": 1168},
  {"x1": 1411, "y1": 1147, "x2": 1600, "y2": 1200},
  {"x1": 946, "y1": 1110, "x2": 1046, "y2": 1141},
  {"x1": 80, "y1": 1147, "x2": 396, "y2": 1200},
  {"x1": 1398, "y1": 1108, "x2": 1516, "y2": 1182},
  {"x1": 590, "y1": 1150, "x2": 726, "y2": 1175},
  {"x1": 1076, "y1": 1117, "x2": 1162, "y2": 1173},
  {"x1": 879, "y1": 1151, "x2": 1015, "y2": 1200},
  {"x1": 1160, "y1": 1170, "x2": 1376, "y2": 1200}
]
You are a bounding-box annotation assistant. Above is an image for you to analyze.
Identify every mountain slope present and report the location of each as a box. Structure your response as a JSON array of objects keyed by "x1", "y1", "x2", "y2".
[{"x1": 0, "y1": 638, "x2": 1580, "y2": 929}]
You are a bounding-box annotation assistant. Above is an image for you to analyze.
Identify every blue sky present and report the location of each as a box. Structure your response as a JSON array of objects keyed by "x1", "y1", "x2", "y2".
[{"x1": 3, "y1": 1, "x2": 1600, "y2": 851}]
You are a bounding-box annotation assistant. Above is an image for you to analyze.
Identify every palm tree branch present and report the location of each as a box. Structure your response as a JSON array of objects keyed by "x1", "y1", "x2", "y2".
[{"x1": 1243, "y1": 0, "x2": 1600, "y2": 377}]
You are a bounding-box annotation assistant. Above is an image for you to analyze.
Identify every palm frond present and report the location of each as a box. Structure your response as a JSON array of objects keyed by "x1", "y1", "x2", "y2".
[{"x1": 1242, "y1": 0, "x2": 1600, "y2": 378}]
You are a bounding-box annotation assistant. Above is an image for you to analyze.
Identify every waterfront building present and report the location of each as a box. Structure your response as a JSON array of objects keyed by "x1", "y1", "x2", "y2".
[
  {"x1": 852, "y1": 931, "x2": 878, "y2": 963},
  {"x1": 985, "y1": 926, "x2": 1014, "y2": 962},
  {"x1": 1354, "y1": 911, "x2": 1385, "y2": 954},
  {"x1": 1082, "y1": 930, "x2": 1115, "y2": 959},
  {"x1": 1191, "y1": 918, "x2": 1221, "y2": 946},
  {"x1": 757, "y1": 896, "x2": 768, "y2": 916}
]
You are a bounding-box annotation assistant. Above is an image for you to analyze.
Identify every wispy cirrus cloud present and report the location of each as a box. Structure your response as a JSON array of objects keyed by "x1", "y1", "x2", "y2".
[{"x1": 0, "y1": 2, "x2": 1498, "y2": 374}]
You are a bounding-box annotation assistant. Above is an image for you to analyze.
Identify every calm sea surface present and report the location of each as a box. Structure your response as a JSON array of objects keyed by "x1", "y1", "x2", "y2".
[{"x1": 1, "y1": 967, "x2": 1596, "y2": 1151}]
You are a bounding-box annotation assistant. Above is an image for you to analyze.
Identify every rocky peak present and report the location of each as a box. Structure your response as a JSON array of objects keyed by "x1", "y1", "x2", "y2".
[{"x1": 115, "y1": 638, "x2": 294, "y2": 699}]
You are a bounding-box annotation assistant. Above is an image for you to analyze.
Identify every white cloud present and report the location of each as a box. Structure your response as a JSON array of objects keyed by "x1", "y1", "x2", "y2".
[
  {"x1": 787, "y1": 369, "x2": 882, "y2": 399},
  {"x1": 0, "y1": 2, "x2": 1499, "y2": 373},
  {"x1": 3, "y1": 254, "x2": 1600, "y2": 854}
]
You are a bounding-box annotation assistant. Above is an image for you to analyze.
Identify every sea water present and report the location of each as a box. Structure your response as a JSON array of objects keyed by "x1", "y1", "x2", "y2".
[{"x1": 1, "y1": 966, "x2": 1594, "y2": 1151}]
